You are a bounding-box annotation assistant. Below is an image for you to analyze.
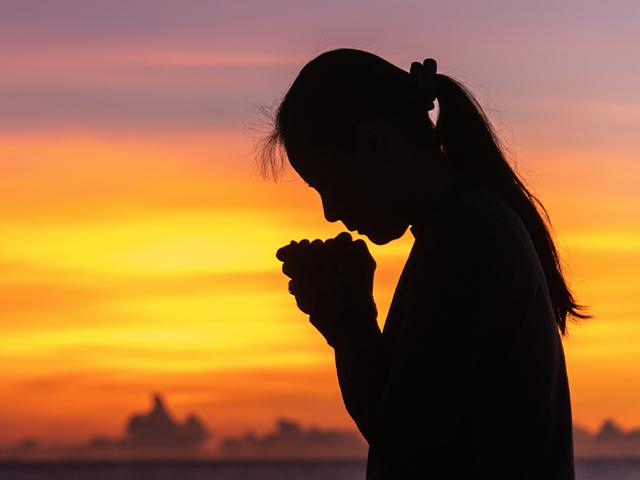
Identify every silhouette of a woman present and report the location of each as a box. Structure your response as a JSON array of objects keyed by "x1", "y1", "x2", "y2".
[{"x1": 258, "y1": 49, "x2": 587, "y2": 479}]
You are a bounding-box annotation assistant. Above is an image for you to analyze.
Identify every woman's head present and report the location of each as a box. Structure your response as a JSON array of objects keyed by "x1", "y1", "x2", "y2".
[
  {"x1": 259, "y1": 49, "x2": 445, "y2": 244},
  {"x1": 256, "y1": 47, "x2": 588, "y2": 333}
]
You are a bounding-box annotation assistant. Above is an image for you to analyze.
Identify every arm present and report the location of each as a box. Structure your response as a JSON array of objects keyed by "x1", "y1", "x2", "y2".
[
  {"x1": 327, "y1": 288, "x2": 386, "y2": 445},
  {"x1": 280, "y1": 234, "x2": 387, "y2": 444},
  {"x1": 304, "y1": 280, "x2": 385, "y2": 444}
]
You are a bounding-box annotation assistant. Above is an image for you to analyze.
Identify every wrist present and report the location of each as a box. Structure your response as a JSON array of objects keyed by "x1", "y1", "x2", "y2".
[{"x1": 326, "y1": 287, "x2": 380, "y2": 350}]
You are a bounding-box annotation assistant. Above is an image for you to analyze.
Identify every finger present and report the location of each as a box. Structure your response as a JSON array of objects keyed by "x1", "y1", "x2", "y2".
[
  {"x1": 333, "y1": 233, "x2": 354, "y2": 264},
  {"x1": 276, "y1": 241, "x2": 297, "y2": 261},
  {"x1": 323, "y1": 238, "x2": 336, "y2": 256},
  {"x1": 324, "y1": 232, "x2": 352, "y2": 253},
  {"x1": 304, "y1": 238, "x2": 324, "y2": 262},
  {"x1": 352, "y1": 239, "x2": 372, "y2": 258},
  {"x1": 282, "y1": 261, "x2": 296, "y2": 278},
  {"x1": 335, "y1": 231, "x2": 353, "y2": 243},
  {"x1": 321, "y1": 241, "x2": 342, "y2": 277},
  {"x1": 353, "y1": 238, "x2": 366, "y2": 247},
  {"x1": 295, "y1": 294, "x2": 314, "y2": 315},
  {"x1": 319, "y1": 233, "x2": 348, "y2": 265},
  {"x1": 288, "y1": 277, "x2": 314, "y2": 314},
  {"x1": 296, "y1": 301, "x2": 311, "y2": 315}
]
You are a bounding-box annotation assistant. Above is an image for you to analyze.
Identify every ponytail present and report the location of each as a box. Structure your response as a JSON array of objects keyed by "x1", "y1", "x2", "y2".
[{"x1": 433, "y1": 74, "x2": 589, "y2": 334}]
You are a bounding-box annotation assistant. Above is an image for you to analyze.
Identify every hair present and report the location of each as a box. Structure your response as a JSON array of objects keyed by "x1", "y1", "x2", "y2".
[{"x1": 255, "y1": 48, "x2": 588, "y2": 334}]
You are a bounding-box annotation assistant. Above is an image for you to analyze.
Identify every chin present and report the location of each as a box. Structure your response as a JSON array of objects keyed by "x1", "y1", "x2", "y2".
[{"x1": 365, "y1": 225, "x2": 408, "y2": 245}]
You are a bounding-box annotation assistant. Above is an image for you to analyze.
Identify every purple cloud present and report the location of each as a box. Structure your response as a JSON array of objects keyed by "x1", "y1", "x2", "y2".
[{"x1": 219, "y1": 417, "x2": 367, "y2": 460}]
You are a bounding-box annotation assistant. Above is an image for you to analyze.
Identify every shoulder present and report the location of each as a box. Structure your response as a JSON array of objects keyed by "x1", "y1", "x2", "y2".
[
  {"x1": 410, "y1": 183, "x2": 542, "y2": 296},
  {"x1": 405, "y1": 184, "x2": 547, "y2": 338},
  {"x1": 423, "y1": 184, "x2": 533, "y2": 259},
  {"x1": 435, "y1": 184, "x2": 525, "y2": 239}
]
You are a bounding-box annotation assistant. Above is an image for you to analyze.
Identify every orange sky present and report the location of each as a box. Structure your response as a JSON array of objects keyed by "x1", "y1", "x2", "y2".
[
  {"x1": 2, "y1": 130, "x2": 639, "y2": 449},
  {"x1": 1, "y1": 0, "x2": 639, "y2": 451}
]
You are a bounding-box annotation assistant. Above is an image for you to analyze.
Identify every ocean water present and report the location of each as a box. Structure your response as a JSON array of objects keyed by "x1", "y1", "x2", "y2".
[{"x1": 0, "y1": 459, "x2": 639, "y2": 479}]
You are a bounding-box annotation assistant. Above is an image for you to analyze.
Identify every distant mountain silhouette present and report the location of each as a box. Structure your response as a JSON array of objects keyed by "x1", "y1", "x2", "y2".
[
  {"x1": 1, "y1": 393, "x2": 211, "y2": 461},
  {"x1": 218, "y1": 417, "x2": 368, "y2": 460},
  {"x1": 3, "y1": 404, "x2": 640, "y2": 461},
  {"x1": 218, "y1": 418, "x2": 640, "y2": 461},
  {"x1": 574, "y1": 419, "x2": 640, "y2": 458},
  {"x1": 123, "y1": 393, "x2": 209, "y2": 448}
]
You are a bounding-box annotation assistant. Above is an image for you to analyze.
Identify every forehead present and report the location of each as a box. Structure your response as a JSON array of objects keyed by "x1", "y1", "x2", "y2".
[{"x1": 286, "y1": 144, "x2": 351, "y2": 185}]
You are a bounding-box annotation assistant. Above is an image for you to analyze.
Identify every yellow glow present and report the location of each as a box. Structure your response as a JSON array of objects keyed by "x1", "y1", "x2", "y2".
[{"x1": 1, "y1": 131, "x2": 640, "y2": 444}]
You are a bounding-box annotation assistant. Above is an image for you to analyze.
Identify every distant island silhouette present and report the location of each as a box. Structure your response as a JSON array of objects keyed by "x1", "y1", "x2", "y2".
[
  {"x1": 2, "y1": 394, "x2": 210, "y2": 461},
  {"x1": 574, "y1": 420, "x2": 640, "y2": 458},
  {"x1": 1, "y1": 394, "x2": 639, "y2": 461},
  {"x1": 219, "y1": 417, "x2": 367, "y2": 460}
]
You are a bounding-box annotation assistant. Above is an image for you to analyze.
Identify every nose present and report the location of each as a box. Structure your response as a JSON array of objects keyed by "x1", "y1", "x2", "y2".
[{"x1": 321, "y1": 195, "x2": 340, "y2": 223}]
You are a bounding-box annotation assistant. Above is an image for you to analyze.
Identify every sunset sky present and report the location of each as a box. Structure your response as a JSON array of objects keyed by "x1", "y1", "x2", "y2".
[{"x1": 1, "y1": 1, "x2": 639, "y2": 451}]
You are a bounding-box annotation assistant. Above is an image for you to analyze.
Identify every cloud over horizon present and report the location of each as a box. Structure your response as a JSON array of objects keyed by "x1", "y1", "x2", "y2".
[
  {"x1": 218, "y1": 417, "x2": 368, "y2": 460},
  {"x1": 574, "y1": 419, "x2": 640, "y2": 458},
  {"x1": 121, "y1": 393, "x2": 209, "y2": 448},
  {"x1": 4, "y1": 402, "x2": 640, "y2": 461},
  {"x1": 1, "y1": 393, "x2": 210, "y2": 460}
]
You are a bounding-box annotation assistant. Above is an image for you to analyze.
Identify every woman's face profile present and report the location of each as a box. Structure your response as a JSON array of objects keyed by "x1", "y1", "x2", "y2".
[{"x1": 289, "y1": 129, "x2": 413, "y2": 245}]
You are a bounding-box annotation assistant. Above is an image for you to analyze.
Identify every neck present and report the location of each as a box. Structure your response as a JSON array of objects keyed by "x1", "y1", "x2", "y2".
[{"x1": 406, "y1": 149, "x2": 457, "y2": 227}]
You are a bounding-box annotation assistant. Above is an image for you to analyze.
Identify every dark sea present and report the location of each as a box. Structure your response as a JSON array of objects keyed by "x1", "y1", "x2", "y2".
[{"x1": 1, "y1": 459, "x2": 639, "y2": 480}]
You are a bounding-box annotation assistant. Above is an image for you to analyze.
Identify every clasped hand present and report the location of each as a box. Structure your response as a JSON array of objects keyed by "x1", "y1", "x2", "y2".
[{"x1": 276, "y1": 232, "x2": 377, "y2": 346}]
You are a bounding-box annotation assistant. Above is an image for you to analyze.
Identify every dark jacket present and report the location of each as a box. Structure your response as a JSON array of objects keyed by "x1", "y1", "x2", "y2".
[{"x1": 332, "y1": 182, "x2": 575, "y2": 479}]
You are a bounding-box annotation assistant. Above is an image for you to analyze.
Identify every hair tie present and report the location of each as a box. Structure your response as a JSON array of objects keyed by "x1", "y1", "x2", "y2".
[{"x1": 409, "y1": 58, "x2": 438, "y2": 111}]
